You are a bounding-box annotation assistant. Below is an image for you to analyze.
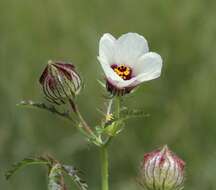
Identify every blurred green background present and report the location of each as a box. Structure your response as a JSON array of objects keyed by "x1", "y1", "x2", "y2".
[{"x1": 1, "y1": 0, "x2": 216, "y2": 189}]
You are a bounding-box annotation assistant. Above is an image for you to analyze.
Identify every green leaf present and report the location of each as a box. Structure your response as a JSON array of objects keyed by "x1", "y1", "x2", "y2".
[
  {"x1": 63, "y1": 165, "x2": 88, "y2": 190},
  {"x1": 121, "y1": 107, "x2": 150, "y2": 120},
  {"x1": 6, "y1": 155, "x2": 88, "y2": 190},
  {"x1": 48, "y1": 164, "x2": 66, "y2": 190},
  {"x1": 5, "y1": 157, "x2": 49, "y2": 180},
  {"x1": 99, "y1": 108, "x2": 149, "y2": 137},
  {"x1": 17, "y1": 100, "x2": 72, "y2": 121},
  {"x1": 103, "y1": 119, "x2": 125, "y2": 137},
  {"x1": 95, "y1": 125, "x2": 103, "y2": 135}
]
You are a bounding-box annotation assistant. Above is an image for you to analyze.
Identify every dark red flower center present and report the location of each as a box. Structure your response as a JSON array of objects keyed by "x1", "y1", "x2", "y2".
[{"x1": 111, "y1": 64, "x2": 132, "y2": 80}]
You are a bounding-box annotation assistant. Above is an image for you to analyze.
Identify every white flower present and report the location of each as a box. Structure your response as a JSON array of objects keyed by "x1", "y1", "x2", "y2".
[{"x1": 98, "y1": 33, "x2": 163, "y2": 95}]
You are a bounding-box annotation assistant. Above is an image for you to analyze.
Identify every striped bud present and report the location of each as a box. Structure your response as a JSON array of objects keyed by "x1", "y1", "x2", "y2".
[
  {"x1": 140, "y1": 145, "x2": 185, "y2": 190},
  {"x1": 39, "y1": 60, "x2": 82, "y2": 104}
]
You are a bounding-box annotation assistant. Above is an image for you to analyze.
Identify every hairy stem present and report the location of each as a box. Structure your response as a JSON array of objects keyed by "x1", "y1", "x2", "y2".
[
  {"x1": 115, "y1": 97, "x2": 121, "y2": 119},
  {"x1": 105, "y1": 97, "x2": 121, "y2": 146},
  {"x1": 106, "y1": 99, "x2": 113, "y2": 116},
  {"x1": 100, "y1": 97, "x2": 121, "y2": 190},
  {"x1": 68, "y1": 99, "x2": 101, "y2": 145},
  {"x1": 100, "y1": 145, "x2": 109, "y2": 190}
]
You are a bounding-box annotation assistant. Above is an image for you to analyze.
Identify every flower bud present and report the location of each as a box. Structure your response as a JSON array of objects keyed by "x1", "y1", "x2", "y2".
[
  {"x1": 140, "y1": 145, "x2": 185, "y2": 190},
  {"x1": 39, "y1": 60, "x2": 82, "y2": 104}
]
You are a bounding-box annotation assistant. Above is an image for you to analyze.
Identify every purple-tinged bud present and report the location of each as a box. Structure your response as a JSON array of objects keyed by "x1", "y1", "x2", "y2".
[
  {"x1": 140, "y1": 145, "x2": 185, "y2": 190},
  {"x1": 39, "y1": 60, "x2": 82, "y2": 104}
]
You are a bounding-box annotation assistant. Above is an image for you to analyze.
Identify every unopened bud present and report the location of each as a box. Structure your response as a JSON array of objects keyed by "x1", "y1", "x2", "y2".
[
  {"x1": 140, "y1": 145, "x2": 185, "y2": 190},
  {"x1": 39, "y1": 60, "x2": 82, "y2": 104}
]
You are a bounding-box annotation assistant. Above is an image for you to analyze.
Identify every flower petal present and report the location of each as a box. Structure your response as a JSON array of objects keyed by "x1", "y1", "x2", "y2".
[
  {"x1": 98, "y1": 56, "x2": 123, "y2": 82},
  {"x1": 115, "y1": 33, "x2": 149, "y2": 66},
  {"x1": 108, "y1": 77, "x2": 137, "y2": 89},
  {"x1": 98, "y1": 56, "x2": 139, "y2": 89},
  {"x1": 99, "y1": 33, "x2": 116, "y2": 64},
  {"x1": 133, "y1": 52, "x2": 163, "y2": 82}
]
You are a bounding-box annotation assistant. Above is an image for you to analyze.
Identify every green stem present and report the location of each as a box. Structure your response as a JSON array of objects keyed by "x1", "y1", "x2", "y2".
[
  {"x1": 115, "y1": 97, "x2": 121, "y2": 119},
  {"x1": 100, "y1": 146, "x2": 109, "y2": 190},
  {"x1": 68, "y1": 99, "x2": 102, "y2": 146},
  {"x1": 100, "y1": 97, "x2": 121, "y2": 190},
  {"x1": 105, "y1": 97, "x2": 121, "y2": 146},
  {"x1": 69, "y1": 99, "x2": 93, "y2": 135}
]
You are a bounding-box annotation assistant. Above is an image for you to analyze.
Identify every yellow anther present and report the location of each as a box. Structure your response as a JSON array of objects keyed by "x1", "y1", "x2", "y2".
[
  {"x1": 106, "y1": 113, "x2": 114, "y2": 122},
  {"x1": 113, "y1": 64, "x2": 132, "y2": 80},
  {"x1": 124, "y1": 70, "x2": 130, "y2": 75}
]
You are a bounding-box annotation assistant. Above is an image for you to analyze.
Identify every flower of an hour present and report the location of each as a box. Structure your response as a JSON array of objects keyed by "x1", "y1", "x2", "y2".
[
  {"x1": 39, "y1": 60, "x2": 82, "y2": 104},
  {"x1": 98, "y1": 33, "x2": 163, "y2": 95},
  {"x1": 140, "y1": 145, "x2": 185, "y2": 190}
]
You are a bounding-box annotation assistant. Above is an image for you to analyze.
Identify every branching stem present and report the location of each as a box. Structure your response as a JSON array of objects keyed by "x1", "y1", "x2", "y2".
[
  {"x1": 104, "y1": 97, "x2": 121, "y2": 146},
  {"x1": 68, "y1": 99, "x2": 100, "y2": 144},
  {"x1": 101, "y1": 97, "x2": 121, "y2": 190}
]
